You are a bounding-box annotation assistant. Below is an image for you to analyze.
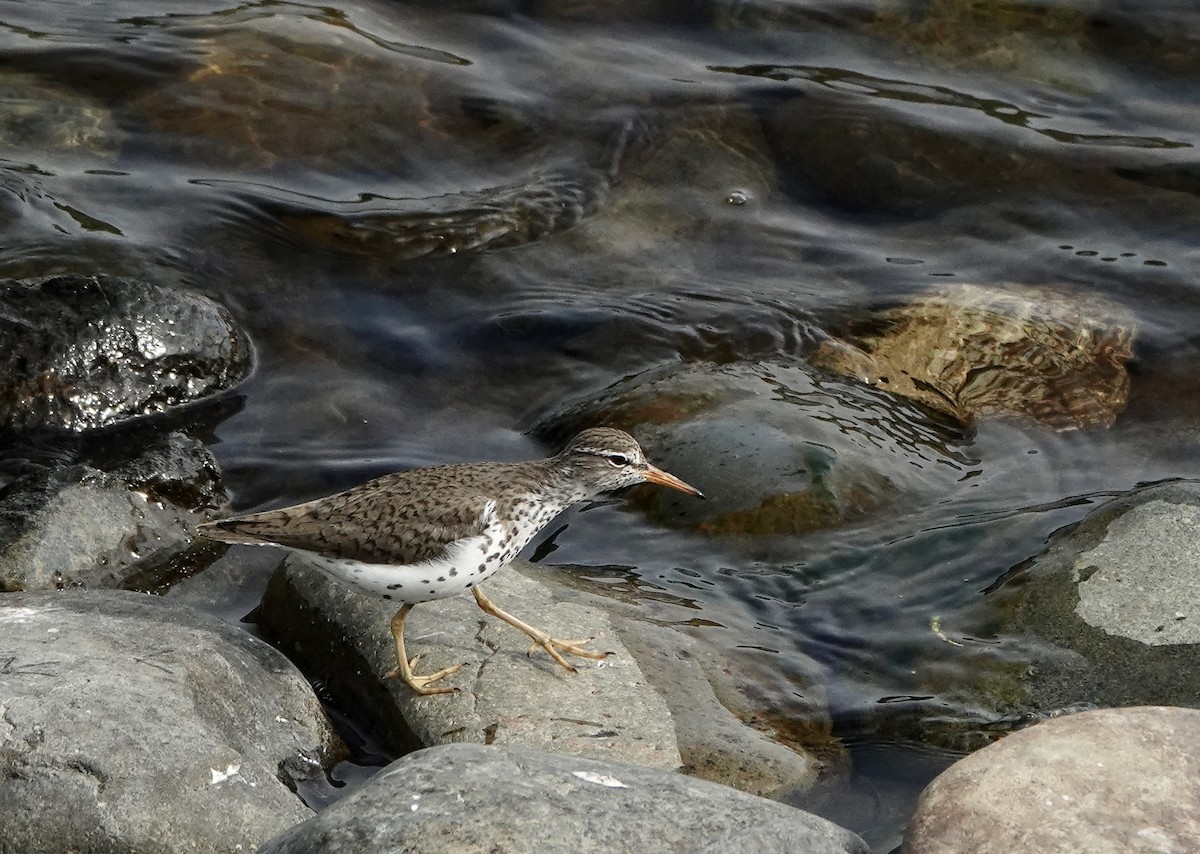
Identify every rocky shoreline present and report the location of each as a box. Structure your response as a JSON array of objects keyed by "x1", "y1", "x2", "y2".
[{"x1": 3, "y1": 274, "x2": 1200, "y2": 851}]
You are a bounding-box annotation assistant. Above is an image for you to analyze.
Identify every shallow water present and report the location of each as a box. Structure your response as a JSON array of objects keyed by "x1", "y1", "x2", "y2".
[{"x1": 7, "y1": 0, "x2": 1200, "y2": 848}]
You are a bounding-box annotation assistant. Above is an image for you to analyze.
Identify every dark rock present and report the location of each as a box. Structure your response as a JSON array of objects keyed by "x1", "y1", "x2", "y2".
[
  {"x1": 0, "y1": 274, "x2": 252, "y2": 433},
  {"x1": 763, "y1": 90, "x2": 1147, "y2": 217},
  {"x1": 0, "y1": 589, "x2": 342, "y2": 853},
  {"x1": 259, "y1": 743, "x2": 870, "y2": 854},
  {"x1": 0, "y1": 431, "x2": 228, "y2": 591},
  {"x1": 904, "y1": 706, "x2": 1200, "y2": 853}
]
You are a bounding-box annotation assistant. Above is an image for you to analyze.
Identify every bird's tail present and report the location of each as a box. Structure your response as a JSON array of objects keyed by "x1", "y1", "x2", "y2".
[{"x1": 196, "y1": 518, "x2": 278, "y2": 546}]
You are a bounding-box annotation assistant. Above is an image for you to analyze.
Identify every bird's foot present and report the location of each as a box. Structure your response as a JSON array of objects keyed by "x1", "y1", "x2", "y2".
[
  {"x1": 470, "y1": 586, "x2": 614, "y2": 674},
  {"x1": 385, "y1": 655, "x2": 465, "y2": 696},
  {"x1": 526, "y1": 636, "x2": 613, "y2": 673}
]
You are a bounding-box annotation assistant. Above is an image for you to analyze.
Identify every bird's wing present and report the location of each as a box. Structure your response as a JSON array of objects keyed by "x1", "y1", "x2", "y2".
[{"x1": 199, "y1": 471, "x2": 498, "y2": 566}]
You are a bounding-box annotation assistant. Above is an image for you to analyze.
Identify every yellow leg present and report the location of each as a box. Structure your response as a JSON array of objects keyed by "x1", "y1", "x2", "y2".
[
  {"x1": 471, "y1": 586, "x2": 611, "y2": 673},
  {"x1": 384, "y1": 604, "x2": 464, "y2": 696}
]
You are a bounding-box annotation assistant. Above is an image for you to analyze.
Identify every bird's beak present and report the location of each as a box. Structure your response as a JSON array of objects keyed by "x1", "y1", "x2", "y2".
[{"x1": 643, "y1": 463, "x2": 704, "y2": 498}]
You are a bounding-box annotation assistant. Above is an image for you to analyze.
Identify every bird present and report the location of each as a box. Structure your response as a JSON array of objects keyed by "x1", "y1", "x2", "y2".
[{"x1": 198, "y1": 428, "x2": 703, "y2": 696}]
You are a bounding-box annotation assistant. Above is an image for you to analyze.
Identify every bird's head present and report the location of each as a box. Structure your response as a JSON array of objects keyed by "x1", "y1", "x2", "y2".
[{"x1": 557, "y1": 427, "x2": 704, "y2": 498}]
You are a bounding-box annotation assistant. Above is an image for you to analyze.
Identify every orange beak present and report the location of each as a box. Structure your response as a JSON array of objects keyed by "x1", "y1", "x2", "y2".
[{"x1": 643, "y1": 463, "x2": 704, "y2": 498}]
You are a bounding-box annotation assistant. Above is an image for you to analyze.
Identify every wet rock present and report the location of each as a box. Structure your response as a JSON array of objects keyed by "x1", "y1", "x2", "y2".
[
  {"x1": 493, "y1": 561, "x2": 842, "y2": 797},
  {"x1": 258, "y1": 555, "x2": 682, "y2": 771},
  {"x1": 0, "y1": 589, "x2": 341, "y2": 853},
  {"x1": 613, "y1": 618, "x2": 828, "y2": 797},
  {"x1": 259, "y1": 548, "x2": 838, "y2": 797},
  {"x1": 895, "y1": 480, "x2": 1200, "y2": 752},
  {"x1": 0, "y1": 431, "x2": 228, "y2": 591},
  {"x1": 0, "y1": 274, "x2": 253, "y2": 433},
  {"x1": 1011, "y1": 481, "x2": 1200, "y2": 704},
  {"x1": 904, "y1": 706, "x2": 1200, "y2": 854},
  {"x1": 164, "y1": 545, "x2": 285, "y2": 625},
  {"x1": 810, "y1": 284, "x2": 1134, "y2": 431},
  {"x1": 539, "y1": 360, "x2": 969, "y2": 536},
  {"x1": 259, "y1": 743, "x2": 870, "y2": 854}
]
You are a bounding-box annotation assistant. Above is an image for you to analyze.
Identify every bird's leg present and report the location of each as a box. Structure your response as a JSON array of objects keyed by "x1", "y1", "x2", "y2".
[
  {"x1": 471, "y1": 586, "x2": 612, "y2": 673},
  {"x1": 385, "y1": 604, "x2": 464, "y2": 696}
]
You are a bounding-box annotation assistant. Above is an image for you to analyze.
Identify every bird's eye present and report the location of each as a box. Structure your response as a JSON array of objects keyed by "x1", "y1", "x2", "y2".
[{"x1": 606, "y1": 454, "x2": 630, "y2": 467}]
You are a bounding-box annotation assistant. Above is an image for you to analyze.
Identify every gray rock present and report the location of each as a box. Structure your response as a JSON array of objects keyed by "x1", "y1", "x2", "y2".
[
  {"x1": 259, "y1": 555, "x2": 681, "y2": 770},
  {"x1": 478, "y1": 560, "x2": 840, "y2": 797},
  {"x1": 1014, "y1": 480, "x2": 1200, "y2": 708},
  {"x1": 612, "y1": 617, "x2": 828, "y2": 797},
  {"x1": 259, "y1": 743, "x2": 869, "y2": 854},
  {"x1": 0, "y1": 274, "x2": 252, "y2": 433},
  {"x1": 0, "y1": 589, "x2": 342, "y2": 853},
  {"x1": 904, "y1": 706, "x2": 1200, "y2": 853},
  {"x1": 896, "y1": 480, "x2": 1200, "y2": 752},
  {"x1": 0, "y1": 432, "x2": 227, "y2": 591},
  {"x1": 1072, "y1": 500, "x2": 1200, "y2": 645}
]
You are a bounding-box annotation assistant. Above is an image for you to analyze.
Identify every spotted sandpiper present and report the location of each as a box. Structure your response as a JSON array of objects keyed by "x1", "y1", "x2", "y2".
[{"x1": 199, "y1": 428, "x2": 702, "y2": 695}]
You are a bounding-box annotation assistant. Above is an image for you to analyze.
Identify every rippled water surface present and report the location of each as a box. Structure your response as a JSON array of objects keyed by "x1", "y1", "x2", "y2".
[{"x1": 9, "y1": 0, "x2": 1200, "y2": 848}]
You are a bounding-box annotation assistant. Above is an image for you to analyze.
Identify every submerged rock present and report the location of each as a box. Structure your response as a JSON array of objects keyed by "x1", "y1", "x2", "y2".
[
  {"x1": 0, "y1": 590, "x2": 342, "y2": 853},
  {"x1": 258, "y1": 743, "x2": 870, "y2": 854},
  {"x1": 270, "y1": 160, "x2": 618, "y2": 261},
  {"x1": 134, "y1": 14, "x2": 622, "y2": 259},
  {"x1": 0, "y1": 70, "x2": 122, "y2": 159},
  {"x1": 539, "y1": 360, "x2": 970, "y2": 536},
  {"x1": 131, "y1": 16, "x2": 542, "y2": 172},
  {"x1": 562, "y1": 104, "x2": 777, "y2": 260},
  {"x1": 512, "y1": 560, "x2": 841, "y2": 798},
  {"x1": 810, "y1": 284, "x2": 1134, "y2": 431},
  {"x1": 0, "y1": 274, "x2": 253, "y2": 433},
  {"x1": 905, "y1": 706, "x2": 1200, "y2": 854},
  {"x1": 869, "y1": 0, "x2": 1098, "y2": 88}
]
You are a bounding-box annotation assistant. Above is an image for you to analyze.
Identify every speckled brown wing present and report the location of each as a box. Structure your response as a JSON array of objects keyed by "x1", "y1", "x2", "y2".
[{"x1": 200, "y1": 463, "x2": 507, "y2": 565}]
